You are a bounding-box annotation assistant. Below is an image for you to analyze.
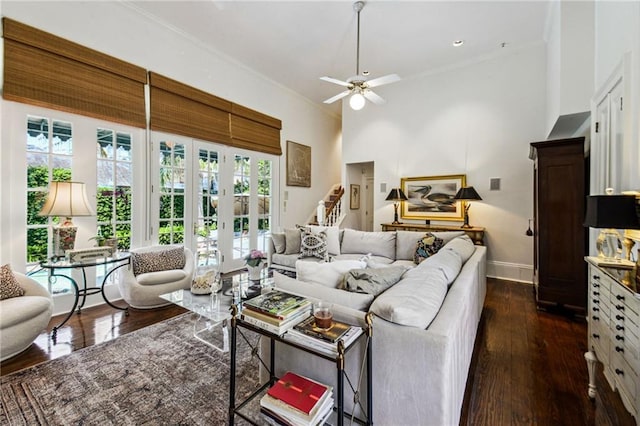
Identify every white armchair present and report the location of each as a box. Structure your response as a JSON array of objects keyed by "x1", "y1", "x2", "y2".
[
  {"x1": 0, "y1": 272, "x2": 53, "y2": 361},
  {"x1": 118, "y1": 245, "x2": 194, "y2": 309}
]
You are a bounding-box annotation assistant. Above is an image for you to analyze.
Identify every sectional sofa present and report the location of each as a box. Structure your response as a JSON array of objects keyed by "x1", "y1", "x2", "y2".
[{"x1": 264, "y1": 228, "x2": 487, "y2": 425}]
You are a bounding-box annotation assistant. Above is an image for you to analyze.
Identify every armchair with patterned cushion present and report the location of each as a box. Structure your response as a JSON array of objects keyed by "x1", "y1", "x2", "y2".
[
  {"x1": 1, "y1": 268, "x2": 53, "y2": 361},
  {"x1": 118, "y1": 245, "x2": 194, "y2": 309}
]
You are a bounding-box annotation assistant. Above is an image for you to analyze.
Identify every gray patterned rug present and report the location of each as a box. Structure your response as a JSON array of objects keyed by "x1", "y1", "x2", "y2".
[{"x1": 0, "y1": 313, "x2": 262, "y2": 425}]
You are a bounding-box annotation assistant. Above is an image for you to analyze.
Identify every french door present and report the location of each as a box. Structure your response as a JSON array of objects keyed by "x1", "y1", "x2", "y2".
[{"x1": 151, "y1": 133, "x2": 277, "y2": 273}]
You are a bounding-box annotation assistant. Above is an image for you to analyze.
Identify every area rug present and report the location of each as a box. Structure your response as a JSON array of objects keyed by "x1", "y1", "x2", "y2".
[{"x1": 0, "y1": 313, "x2": 262, "y2": 425}]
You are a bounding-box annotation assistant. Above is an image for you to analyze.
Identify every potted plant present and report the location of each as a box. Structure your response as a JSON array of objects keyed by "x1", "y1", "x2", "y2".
[{"x1": 245, "y1": 249, "x2": 266, "y2": 280}]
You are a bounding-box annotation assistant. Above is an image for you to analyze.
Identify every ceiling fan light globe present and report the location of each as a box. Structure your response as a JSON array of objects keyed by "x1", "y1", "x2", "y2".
[{"x1": 350, "y1": 92, "x2": 366, "y2": 110}]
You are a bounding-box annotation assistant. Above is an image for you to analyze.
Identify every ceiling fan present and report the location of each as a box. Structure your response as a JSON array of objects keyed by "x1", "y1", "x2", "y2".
[{"x1": 321, "y1": 1, "x2": 401, "y2": 110}]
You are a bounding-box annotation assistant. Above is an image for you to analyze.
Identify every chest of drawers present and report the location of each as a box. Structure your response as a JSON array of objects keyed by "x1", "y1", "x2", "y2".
[{"x1": 585, "y1": 258, "x2": 639, "y2": 425}]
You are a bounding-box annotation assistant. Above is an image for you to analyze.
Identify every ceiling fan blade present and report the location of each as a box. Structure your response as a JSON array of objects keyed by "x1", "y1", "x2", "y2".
[
  {"x1": 323, "y1": 90, "x2": 351, "y2": 104},
  {"x1": 363, "y1": 90, "x2": 386, "y2": 105},
  {"x1": 365, "y1": 74, "x2": 401, "y2": 88},
  {"x1": 320, "y1": 76, "x2": 351, "y2": 87}
]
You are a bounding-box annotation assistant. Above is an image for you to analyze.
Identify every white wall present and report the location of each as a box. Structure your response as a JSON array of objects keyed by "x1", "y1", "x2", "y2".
[
  {"x1": 0, "y1": 1, "x2": 342, "y2": 231},
  {"x1": 594, "y1": 1, "x2": 640, "y2": 192},
  {"x1": 342, "y1": 44, "x2": 548, "y2": 282}
]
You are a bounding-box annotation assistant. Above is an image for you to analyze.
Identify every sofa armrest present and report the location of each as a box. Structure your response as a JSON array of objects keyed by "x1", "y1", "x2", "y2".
[{"x1": 267, "y1": 237, "x2": 276, "y2": 266}]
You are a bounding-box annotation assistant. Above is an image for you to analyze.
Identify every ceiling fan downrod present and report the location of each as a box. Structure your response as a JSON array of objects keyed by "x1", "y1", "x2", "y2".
[{"x1": 354, "y1": 1, "x2": 364, "y2": 77}]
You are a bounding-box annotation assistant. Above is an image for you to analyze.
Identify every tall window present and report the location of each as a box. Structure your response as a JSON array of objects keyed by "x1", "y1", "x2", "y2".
[
  {"x1": 195, "y1": 147, "x2": 220, "y2": 268},
  {"x1": 257, "y1": 159, "x2": 273, "y2": 254},
  {"x1": 26, "y1": 116, "x2": 73, "y2": 293},
  {"x1": 158, "y1": 141, "x2": 186, "y2": 244},
  {"x1": 96, "y1": 129, "x2": 133, "y2": 250},
  {"x1": 233, "y1": 154, "x2": 251, "y2": 259}
]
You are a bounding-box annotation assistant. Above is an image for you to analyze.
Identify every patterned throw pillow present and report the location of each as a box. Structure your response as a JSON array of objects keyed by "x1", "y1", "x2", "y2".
[
  {"x1": 413, "y1": 233, "x2": 444, "y2": 264},
  {"x1": 131, "y1": 247, "x2": 186, "y2": 276},
  {"x1": 1, "y1": 264, "x2": 25, "y2": 300},
  {"x1": 299, "y1": 228, "x2": 329, "y2": 262}
]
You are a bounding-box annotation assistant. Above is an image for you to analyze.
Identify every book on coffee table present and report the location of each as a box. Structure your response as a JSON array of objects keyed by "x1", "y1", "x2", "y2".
[
  {"x1": 292, "y1": 315, "x2": 351, "y2": 343},
  {"x1": 243, "y1": 290, "x2": 311, "y2": 320}
]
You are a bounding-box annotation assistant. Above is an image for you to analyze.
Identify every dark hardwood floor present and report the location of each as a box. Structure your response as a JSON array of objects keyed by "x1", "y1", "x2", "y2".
[{"x1": 1, "y1": 278, "x2": 636, "y2": 425}]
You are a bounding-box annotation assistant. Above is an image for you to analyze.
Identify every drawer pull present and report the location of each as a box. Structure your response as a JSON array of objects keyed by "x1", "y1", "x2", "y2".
[
  {"x1": 593, "y1": 291, "x2": 600, "y2": 296},
  {"x1": 592, "y1": 316, "x2": 599, "y2": 321},
  {"x1": 593, "y1": 299, "x2": 600, "y2": 304},
  {"x1": 592, "y1": 333, "x2": 600, "y2": 339},
  {"x1": 593, "y1": 283, "x2": 601, "y2": 288},
  {"x1": 615, "y1": 346, "x2": 624, "y2": 353},
  {"x1": 615, "y1": 335, "x2": 624, "y2": 341},
  {"x1": 616, "y1": 315, "x2": 624, "y2": 321},
  {"x1": 616, "y1": 325, "x2": 624, "y2": 331},
  {"x1": 615, "y1": 368, "x2": 624, "y2": 376},
  {"x1": 616, "y1": 305, "x2": 624, "y2": 311},
  {"x1": 593, "y1": 275, "x2": 600, "y2": 280},
  {"x1": 593, "y1": 307, "x2": 600, "y2": 312},
  {"x1": 616, "y1": 295, "x2": 625, "y2": 301}
]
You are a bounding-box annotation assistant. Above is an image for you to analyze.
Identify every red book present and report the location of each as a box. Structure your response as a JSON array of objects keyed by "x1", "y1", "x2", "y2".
[{"x1": 267, "y1": 371, "x2": 328, "y2": 415}]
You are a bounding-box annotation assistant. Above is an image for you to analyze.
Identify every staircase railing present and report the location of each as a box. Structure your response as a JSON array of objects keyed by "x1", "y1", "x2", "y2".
[{"x1": 305, "y1": 184, "x2": 345, "y2": 226}]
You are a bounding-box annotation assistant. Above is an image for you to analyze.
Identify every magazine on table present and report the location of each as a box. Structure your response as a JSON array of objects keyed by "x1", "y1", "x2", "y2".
[{"x1": 243, "y1": 290, "x2": 311, "y2": 320}]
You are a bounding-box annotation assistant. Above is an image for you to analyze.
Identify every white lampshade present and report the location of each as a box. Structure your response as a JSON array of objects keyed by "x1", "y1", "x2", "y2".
[
  {"x1": 349, "y1": 92, "x2": 366, "y2": 110},
  {"x1": 39, "y1": 181, "x2": 94, "y2": 219}
]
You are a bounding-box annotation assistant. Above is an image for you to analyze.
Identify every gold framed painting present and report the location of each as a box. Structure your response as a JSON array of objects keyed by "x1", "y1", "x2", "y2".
[
  {"x1": 286, "y1": 140, "x2": 311, "y2": 187},
  {"x1": 401, "y1": 174, "x2": 466, "y2": 221}
]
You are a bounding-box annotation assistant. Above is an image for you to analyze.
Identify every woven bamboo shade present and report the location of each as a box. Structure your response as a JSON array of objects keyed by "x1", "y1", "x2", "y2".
[
  {"x1": 2, "y1": 18, "x2": 146, "y2": 128},
  {"x1": 230, "y1": 104, "x2": 282, "y2": 156}
]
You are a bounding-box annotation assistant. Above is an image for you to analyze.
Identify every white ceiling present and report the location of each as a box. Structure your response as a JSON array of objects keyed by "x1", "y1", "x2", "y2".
[{"x1": 127, "y1": 1, "x2": 551, "y2": 115}]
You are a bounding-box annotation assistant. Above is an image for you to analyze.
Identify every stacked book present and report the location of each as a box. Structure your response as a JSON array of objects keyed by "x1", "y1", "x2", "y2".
[
  {"x1": 241, "y1": 290, "x2": 312, "y2": 335},
  {"x1": 260, "y1": 371, "x2": 333, "y2": 426},
  {"x1": 284, "y1": 316, "x2": 363, "y2": 356}
]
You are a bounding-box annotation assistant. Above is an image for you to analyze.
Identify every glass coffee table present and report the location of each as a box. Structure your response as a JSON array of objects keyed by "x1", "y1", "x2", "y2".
[{"x1": 160, "y1": 288, "x2": 232, "y2": 352}]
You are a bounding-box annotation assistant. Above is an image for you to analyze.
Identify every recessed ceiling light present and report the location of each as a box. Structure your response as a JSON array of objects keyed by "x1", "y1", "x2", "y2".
[{"x1": 453, "y1": 40, "x2": 464, "y2": 47}]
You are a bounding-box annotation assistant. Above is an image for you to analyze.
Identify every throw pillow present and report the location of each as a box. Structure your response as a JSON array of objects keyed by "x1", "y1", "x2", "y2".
[
  {"x1": 413, "y1": 233, "x2": 444, "y2": 264},
  {"x1": 1, "y1": 264, "x2": 25, "y2": 300},
  {"x1": 308, "y1": 225, "x2": 341, "y2": 256},
  {"x1": 271, "y1": 232, "x2": 286, "y2": 254},
  {"x1": 131, "y1": 246, "x2": 186, "y2": 276},
  {"x1": 296, "y1": 259, "x2": 366, "y2": 288},
  {"x1": 299, "y1": 228, "x2": 329, "y2": 261},
  {"x1": 338, "y1": 266, "x2": 408, "y2": 296},
  {"x1": 284, "y1": 227, "x2": 302, "y2": 255}
]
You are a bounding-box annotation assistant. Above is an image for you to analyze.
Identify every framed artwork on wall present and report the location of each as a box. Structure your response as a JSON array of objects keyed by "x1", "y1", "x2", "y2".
[
  {"x1": 350, "y1": 184, "x2": 360, "y2": 209},
  {"x1": 401, "y1": 174, "x2": 466, "y2": 221},
  {"x1": 286, "y1": 140, "x2": 311, "y2": 187}
]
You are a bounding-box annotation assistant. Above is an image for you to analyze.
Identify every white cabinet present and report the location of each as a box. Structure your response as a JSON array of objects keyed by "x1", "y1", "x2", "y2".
[{"x1": 585, "y1": 259, "x2": 639, "y2": 425}]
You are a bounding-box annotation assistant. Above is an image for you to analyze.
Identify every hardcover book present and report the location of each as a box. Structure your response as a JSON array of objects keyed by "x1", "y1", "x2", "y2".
[
  {"x1": 243, "y1": 290, "x2": 311, "y2": 319},
  {"x1": 293, "y1": 315, "x2": 351, "y2": 343},
  {"x1": 266, "y1": 371, "x2": 328, "y2": 415}
]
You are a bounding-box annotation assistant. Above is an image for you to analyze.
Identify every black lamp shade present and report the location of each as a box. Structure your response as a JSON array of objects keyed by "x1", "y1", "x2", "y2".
[
  {"x1": 584, "y1": 195, "x2": 640, "y2": 229},
  {"x1": 386, "y1": 188, "x2": 408, "y2": 202},
  {"x1": 453, "y1": 186, "x2": 482, "y2": 201}
]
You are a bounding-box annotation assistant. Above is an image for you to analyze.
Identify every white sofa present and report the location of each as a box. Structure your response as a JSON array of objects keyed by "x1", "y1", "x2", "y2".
[
  {"x1": 0, "y1": 272, "x2": 53, "y2": 361},
  {"x1": 264, "y1": 229, "x2": 487, "y2": 426}
]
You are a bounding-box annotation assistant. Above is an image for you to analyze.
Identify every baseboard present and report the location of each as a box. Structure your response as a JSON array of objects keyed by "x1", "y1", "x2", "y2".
[{"x1": 487, "y1": 260, "x2": 533, "y2": 284}]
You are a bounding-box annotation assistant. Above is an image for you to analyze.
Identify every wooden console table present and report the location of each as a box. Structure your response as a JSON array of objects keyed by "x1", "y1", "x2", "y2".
[{"x1": 381, "y1": 223, "x2": 485, "y2": 246}]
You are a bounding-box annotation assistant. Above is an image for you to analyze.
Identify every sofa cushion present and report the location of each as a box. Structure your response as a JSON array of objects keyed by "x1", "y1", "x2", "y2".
[
  {"x1": 299, "y1": 228, "x2": 328, "y2": 261},
  {"x1": 0, "y1": 295, "x2": 52, "y2": 328},
  {"x1": 406, "y1": 248, "x2": 463, "y2": 285},
  {"x1": 341, "y1": 229, "x2": 396, "y2": 260},
  {"x1": 296, "y1": 260, "x2": 365, "y2": 288},
  {"x1": 273, "y1": 272, "x2": 373, "y2": 311},
  {"x1": 0, "y1": 264, "x2": 24, "y2": 300},
  {"x1": 334, "y1": 254, "x2": 394, "y2": 265},
  {"x1": 395, "y1": 230, "x2": 465, "y2": 260},
  {"x1": 413, "y1": 233, "x2": 444, "y2": 264},
  {"x1": 284, "y1": 228, "x2": 302, "y2": 255},
  {"x1": 443, "y1": 235, "x2": 475, "y2": 263},
  {"x1": 131, "y1": 246, "x2": 186, "y2": 276},
  {"x1": 338, "y1": 266, "x2": 407, "y2": 296},
  {"x1": 308, "y1": 225, "x2": 341, "y2": 256},
  {"x1": 271, "y1": 232, "x2": 286, "y2": 254},
  {"x1": 136, "y1": 270, "x2": 188, "y2": 286}
]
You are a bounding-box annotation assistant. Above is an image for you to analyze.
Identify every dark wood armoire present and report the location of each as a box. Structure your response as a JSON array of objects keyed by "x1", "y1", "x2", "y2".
[{"x1": 529, "y1": 137, "x2": 588, "y2": 315}]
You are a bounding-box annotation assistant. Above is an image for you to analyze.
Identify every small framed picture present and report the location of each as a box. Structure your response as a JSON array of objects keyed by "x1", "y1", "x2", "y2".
[{"x1": 350, "y1": 184, "x2": 360, "y2": 210}]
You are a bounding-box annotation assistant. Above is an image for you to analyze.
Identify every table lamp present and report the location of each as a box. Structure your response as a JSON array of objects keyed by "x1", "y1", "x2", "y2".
[
  {"x1": 583, "y1": 193, "x2": 640, "y2": 267},
  {"x1": 453, "y1": 186, "x2": 482, "y2": 228},
  {"x1": 39, "y1": 181, "x2": 94, "y2": 259},
  {"x1": 385, "y1": 188, "x2": 408, "y2": 224}
]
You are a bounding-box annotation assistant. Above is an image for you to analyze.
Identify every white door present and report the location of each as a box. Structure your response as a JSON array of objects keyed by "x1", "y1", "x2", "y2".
[{"x1": 151, "y1": 133, "x2": 278, "y2": 273}]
